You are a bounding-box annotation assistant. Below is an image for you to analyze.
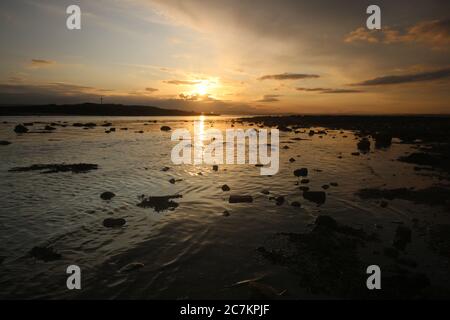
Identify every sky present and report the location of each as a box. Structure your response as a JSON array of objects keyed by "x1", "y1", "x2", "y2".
[{"x1": 0, "y1": 0, "x2": 449, "y2": 114}]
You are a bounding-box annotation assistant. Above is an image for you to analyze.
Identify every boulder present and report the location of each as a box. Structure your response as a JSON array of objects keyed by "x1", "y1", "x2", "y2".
[
  {"x1": 100, "y1": 191, "x2": 115, "y2": 200},
  {"x1": 103, "y1": 218, "x2": 126, "y2": 228},
  {"x1": 14, "y1": 124, "x2": 28, "y2": 133}
]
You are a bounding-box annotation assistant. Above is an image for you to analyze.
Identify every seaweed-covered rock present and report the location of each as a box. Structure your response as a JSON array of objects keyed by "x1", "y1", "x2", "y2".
[
  {"x1": 137, "y1": 194, "x2": 182, "y2": 212},
  {"x1": 100, "y1": 191, "x2": 115, "y2": 200},
  {"x1": 103, "y1": 218, "x2": 126, "y2": 228},
  {"x1": 29, "y1": 246, "x2": 62, "y2": 262},
  {"x1": 294, "y1": 168, "x2": 308, "y2": 177},
  {"x1": 303, "y1": 191, "x2": 326, "y2": 205}
]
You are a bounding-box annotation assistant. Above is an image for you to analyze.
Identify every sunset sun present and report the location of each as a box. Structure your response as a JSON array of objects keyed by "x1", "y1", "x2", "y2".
[{"x1": 195, "y1": 81, "x2": 209, "y2": 95}]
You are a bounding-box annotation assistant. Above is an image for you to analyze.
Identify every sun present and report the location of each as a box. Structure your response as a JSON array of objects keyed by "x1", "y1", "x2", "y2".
[{"x1": 195, "y1": 81, "x2": 209, "y2": 95}]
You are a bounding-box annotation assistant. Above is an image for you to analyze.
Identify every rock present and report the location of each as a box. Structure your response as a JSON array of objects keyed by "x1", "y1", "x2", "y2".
[
  {"x1": 294, "y1": 168, "x2": 308, "y2": 177},
  {"x1": 101, "y1": 123, "x2": 113, "y2": 127},
  {"x1": 261, "y1": 190, "x2": 270, "y2": 195},
  {"x1": 14, "y1": 124, "x2": 28, "y2": 133},
  {"x1": 9, "y1": 163, "x2": 98, "y2": 174},
  {"x1": 29, "y1": 246, "x2": 62, "y2": 262},
  {"x1": 103, "y1": 218, "x2": 126, "y2": 228},
  {"x1": 308, "y1": 130, "x2": 315, "y2": 136},
  {"x1": 212, "y1": 165, "x2": 219, "y2": 171},
  {"x1": 223, "y1": 210, "x2": 230, "y2": 217},
  {"x1": 222, "y1": 184, "x2": 231, "y2": 191},
  {"x1": 291, "y1": 201, "x2": 301, "y2": 207},
  {"x1": 161, "y1": 166, "x2": 170, "y2": 172},
  {"x1": 119, "y1": 262, "x2": 144, "y2": 273},
  {"x1": 100, "y1": 191, "x2": 115, "y2": 200},
  {"x1": 137, "y1": 194, "x2": 182, "y2": 212},
  {"x1": 23, "y1": 122, "x2": 34, "y2": 126},
  {"x1": 330, "y1": 182, "x2": 338, "y2": 187},
  {"x1": 357, "y1": 138, "x2": 371, "y2": 152},
  {"x1": 322, "y1": 185, "x2": 330, "y2": 190},
  {"x1": 44, "y1": 125, "x2": 56, "y2": 131},
  {"x1": 160, "y1": 126, "x2": 171, "y2": 132},
  {"x1": 393, "y1": 225, "x2": 412, "y2": 250},
  {"x1": 0, "y1": 141, "x2": 11, "y2": 146},
  {"x1": 374, "y1": 132, "x2": 392, "y2": 148},
  {"x1": 282, "y1": 145, "x2": 290, "y2": 150},
  {"x1": 380, "y1": 201, "x2": 388, "y2": 208},
  {"x1": 229, "y1": 195, "x2": 253, "y2": 203},
  {"x1": 110, "y1": 128, "x2": 116, "y2": 132},
  {"x1": 351, "y1": 152, "x2": 360, "y2": 156},
  {"x1": 275, "y1": 196, "x2": 285, "y2": 206},
  {"x1": 303, "y1": 191, "x2": 326, "y2": 205},
  {"x1": 300, "y1": 179, "x2": 310, "y2": 184},
  {"x1": 299, "y1": 186, "x2": 310, "y2": 192},
  {"x1": 289, "y1": 158, "x2": 296, "y2": 163}
]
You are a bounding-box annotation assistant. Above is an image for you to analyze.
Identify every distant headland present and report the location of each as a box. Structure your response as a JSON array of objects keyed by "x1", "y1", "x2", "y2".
[{"x1": 0, "y1": 103, "x2": 199, "y2": 116}]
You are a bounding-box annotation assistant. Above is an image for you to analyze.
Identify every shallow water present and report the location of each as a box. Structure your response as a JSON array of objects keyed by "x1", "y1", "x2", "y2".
[{"x1": 0, "y1": 116, "x2": 449, "y2": 299}]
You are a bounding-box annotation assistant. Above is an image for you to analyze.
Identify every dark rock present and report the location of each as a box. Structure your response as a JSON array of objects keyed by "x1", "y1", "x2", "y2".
[
  {"x1": 291, "y1": 201, "x2": 302, "y2": 207},
  {"x1": 14, "y1": 124, "x2": 28, "y2": 133},
  {"x1": 44, "y1": 125, "x2": 56, "y2": 131},
  {"x1": 261, "y1": 190, "x2": 270, "y2": 195},
  {"x1": 0, "y1": 141, "x2": 11, "y2": 146},
  {"x1": 330, "y1": 182, "x2": 338, "y2": 187},
  {"x1": 103, "y1": 218, "x2": 126, "y2": 228},
  {"x1": 9, "y1": 163, "x2": 98, "y2": 174},
  {"x1": 212, "y1": 165, "x2": 219, "y2": 171},
  {"x1": 160, "y1": 126, "x2": 171, "y2": 131},
  {"x1": 322, "y1": 185, "x2": 330, "y2": 190},
  {"x1": 294, "y1": 168, "x2": 308, "y2": 177},
  {"x1": 229, "y1": 195, "x2": 253, "y2": 203},
  {"x1": 351, "y1": 152, "x2": 360, "y2": 156},
  {"x1": 100, "y1": 191, "x2": 115, "y2": 200},
  {"x1": 275, "y1": 196, "x2": 285, "y2": 206},
  {"x1": 300, "y1": 179, "x2": 310, "y2": 184},
  {"x1": 222, "y1": 184, "x2": 231, "y2": 191},
  {"x1": 101, "y1": 123, "x2": 113, "y2": 127},
  {"x1": 137, "y1": 194, "x2": 182, "y2": 212},
  {"x1": 374, "y1": 132, "x2": 392, "y2": 148},
  {"x1": 161, "y1": 166, "x2": 170, "y2": 172},
  {"x1": 299, "y1": 186, "x2": 310, "y2": 192},
  {"x1": 223, "y1": 210, "x2": 231, "y2": 217},
  {"x1": 289, "y1": 158, "x2": 296, "y2": 162},
  {"x1": 29, "y1": 246, "x2": 62, "y2": 262},
  {"x1": 357, "y1": 138, "x2": 371, "y2": 152},
  {"x1": 303, "y1": 191, "x2": 326, "y2": 205}
]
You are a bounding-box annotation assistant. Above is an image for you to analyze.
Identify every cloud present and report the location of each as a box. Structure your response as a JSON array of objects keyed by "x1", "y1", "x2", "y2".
[
  {"x1": 352, "y1": 68, "x2": 450, "y2": 86},
  {"x1": 30, "y1": 59, "x2": 55, "y2": 68},
  {"x1": 145, "y1": 87, "x2": 159, "y2": 92},
  {"x1": 164, "y1": 80, "x2": 201, "y2": 85},
  {"x1": 258, "y1": 73, "x2": 320, "y2": 81},
  {"x1": 345, "y1": 19, "x2": 450, "y2": 49},
  {"x1": 256, "y1": 94, "x2": 281, "y2": 102},
  {"x1": 297, "y1": 88, "x2": 363, "y2": 93}
]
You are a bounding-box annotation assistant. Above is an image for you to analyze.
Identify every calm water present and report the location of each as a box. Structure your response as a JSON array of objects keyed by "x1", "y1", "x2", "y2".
[{"x1": 0, "y1": 116, "x2": 449, "y2": 299}]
